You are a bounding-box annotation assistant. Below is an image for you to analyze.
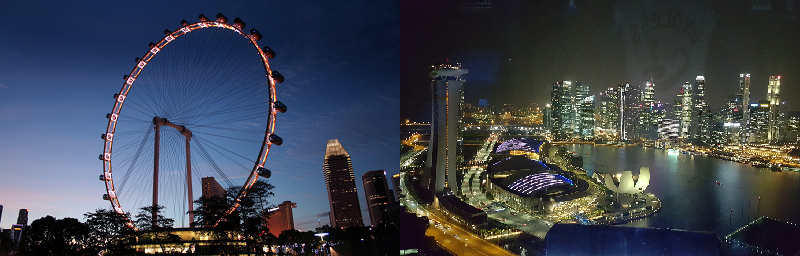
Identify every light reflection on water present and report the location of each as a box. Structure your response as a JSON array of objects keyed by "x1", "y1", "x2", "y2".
[{"x1": 566, "y1": 144, "x2": 800, "y2": 236}]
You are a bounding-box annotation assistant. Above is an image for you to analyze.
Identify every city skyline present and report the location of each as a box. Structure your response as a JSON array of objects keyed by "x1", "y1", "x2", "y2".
[
  {"x1": 401, "y1": 0, "x2": 800, "y2": 122},
  {"x1": 0, "y1": 1, "x2": 399, "y2": 232}
]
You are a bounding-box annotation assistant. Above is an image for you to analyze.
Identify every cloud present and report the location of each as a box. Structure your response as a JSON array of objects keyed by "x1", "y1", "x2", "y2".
[
  {"x1": 0, "y1": 83, "x2": 7, "y2": 89},
  {"x1": 316, "y1": 211, "x2": 330, "y2": 218}
]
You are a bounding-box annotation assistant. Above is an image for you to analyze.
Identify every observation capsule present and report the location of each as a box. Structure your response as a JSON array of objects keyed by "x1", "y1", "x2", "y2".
[
  {"x1": 249, "y1": 28, "x2": 263, "y2": 41},
  {"x1": 99, "y1": 174, "x2": 106, "y2": 181},
  {"x1": 257, "y1": 167, "x2": 272, "y2": 178},
  {"x1": 123, "y1": 74, "x2": 129, "y2": 80},
  {"x1": 271, "y1": 71, "x2": 284, "y2": 83},
  {"x1": 233, "y1": 17, "x2": 246, "y2": 29},
  {"x1": 181, "y1": 19, "x2": 189, "y2": 26},
  {"x1": 262, "y1": 46, "x2": 275, "y2": 59},
  {"x1": 103, "y1": 194, "x2": 111, "y2": 200},
  {"x1": 216, "y1": 13, "x2": 228, "y2": 23},
  {"x1": 274, "y1": 101, "x2": 287, "y2": 113},
  {"x1": 198, "y1": 14, "x2": 210, "y2": 22},
  {"x1": 149, "y1": 42, "x2": 156, "y2": 48},
  {"x1": 163, "y1": 29, "x2": 171, "y2": 35},
  {"x1": 269, "y1": 134, "x2": 283, "y2": 146},
  {"x1": 135, "y1": 57, "x2": 141, "y2": 63}
]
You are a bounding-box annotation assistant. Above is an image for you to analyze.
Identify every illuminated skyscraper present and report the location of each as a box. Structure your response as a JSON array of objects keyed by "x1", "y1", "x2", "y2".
[
  {"x1": 425, "y1": 62, "x2": 467, "y2": 193},
  {"x1": 323, "y1": 139, "x2": 363, "y2": 228},
  {"x1": 598, "y1": 86, "x2": 621, "y2": 140},
  {"x1": 362, "y1": 170, "x2": 393, "y2": 226},
  {"x1": 680, "y1": 82, "x2": 693, "y2": 138},
  {"x1": 550, "y1": 81, "x2": 574, "y2": 141},
  {"x1": 266, "y1": 201, "x2": 296, "y2": 237},
  {"x1": 768, "y1": 76, "x2": 781, "y2": 142}
]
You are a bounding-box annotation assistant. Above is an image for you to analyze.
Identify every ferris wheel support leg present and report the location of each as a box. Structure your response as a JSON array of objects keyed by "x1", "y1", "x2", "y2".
[
  {"x1": 153, "y1": 124, "x2": 160, "y2": 228},
  {"x1": 186, "y1": 137, "x2": 194, "y2": 227}
]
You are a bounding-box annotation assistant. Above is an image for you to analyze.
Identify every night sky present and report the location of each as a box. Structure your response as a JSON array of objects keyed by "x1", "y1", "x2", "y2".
[
  {"x1": 0, "y1": 1, "x2": 398, "y2": 231},
  {"x1": 401, "y1": 0, "x2": 800, "y2": 121}
]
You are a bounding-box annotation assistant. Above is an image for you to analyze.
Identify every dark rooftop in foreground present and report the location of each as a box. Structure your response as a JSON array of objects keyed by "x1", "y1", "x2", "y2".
[{"x1": 725, "y1": 216, "x2": 800, "y2": 256}]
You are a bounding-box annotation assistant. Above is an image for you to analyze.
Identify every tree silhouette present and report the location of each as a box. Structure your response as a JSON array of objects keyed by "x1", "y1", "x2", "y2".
[
  {"x1": 83, "y1": 208, "x2": 138, "y2": 255},
  {"x1": 17, "y1": 216, "x2": 91, "y2": 255}
]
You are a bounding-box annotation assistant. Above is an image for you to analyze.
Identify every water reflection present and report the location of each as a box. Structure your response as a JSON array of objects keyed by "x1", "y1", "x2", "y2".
[{"x1": 565, "y1": 144, "x2": 800, "y2": 236}]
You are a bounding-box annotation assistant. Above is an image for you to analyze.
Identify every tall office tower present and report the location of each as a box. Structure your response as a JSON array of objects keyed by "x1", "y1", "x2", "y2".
[
  {"x1": 543, "y1": 104, "x2": 552, "y2": 131},
  {"x1": 266, "y1": 201, "x2": 296, "y2": 237},
  {"x1": 17, "y1": 209, "x2": 28, "y2": 226},
  {"x1": 599, "y1": 86, "x2": 621, "y2": 140},
  {"x1": 323, "y1": 139, "x2": 363, "y2": 228},
  {"x1": 362, "y1": 170, "x2": 393, "y2": 227},
  {"x1": 691, "y1": 76, "x2": 711, "y2": 145},
  {"x1": 425, "y1": 63, "x2": 467, "y2": 194},
  {"x1": 622, "y1": 82, "x2": 641, "y2": 141},
  {"x1": 639, "y1": 81, "x2": 657, "y2": 140},
  {"x1": 680, "y1": 82, "x2": 693, "y2": 139},
  {"x1": 388, "y1": 189, "x2": 396, "y2": 203},
  {"x1": 768, "y1": 76, "x2": 781, "y2": 143},
  {"x1": 201, "y1": 177, "x2": 226, "y2": 198},
  {"x1": 739, "y1": 74, "x2": 751, "y2": 122},
  {"x1": 0, "y1": 205, "x2": 3, "y2": 226},
  {"x1": 579, "y1": 95, "x2": 595, "y2": 140},
  {"x1": 574, "y1": 82, "x2": 590, "y2": 137},
  {"x1": 391, "y1": 173, "x2": 401, "y2": 201},
  {"x1": 550, "y1": 81, "x2": 574, "y2": 141},
  {"x1": 750, "y1": 101, "x2": 771, "y2": 143}
]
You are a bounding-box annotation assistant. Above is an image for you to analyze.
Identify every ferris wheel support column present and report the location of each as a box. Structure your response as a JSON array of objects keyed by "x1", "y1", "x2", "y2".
[
  {"x1": 186, "y1": 137, "x2": 194, "y2": 226},
  {"x1": 153, "y1": 122, "x2": 161, "y2": 228}
]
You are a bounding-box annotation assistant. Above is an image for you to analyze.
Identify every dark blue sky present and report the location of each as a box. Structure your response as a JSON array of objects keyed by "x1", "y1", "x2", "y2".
[{"x1": 0, "y1": 1, "x2": 398, "y2": 231}]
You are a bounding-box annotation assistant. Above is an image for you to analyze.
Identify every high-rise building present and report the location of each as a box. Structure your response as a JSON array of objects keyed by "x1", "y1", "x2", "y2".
[
  {"x1": 749, "y1": 101, "x2": 771, "y2": 143},
  {"x1": 768, "y1": 76, "x2": 781, "y2": 143},
  {"x1": 425, "y1": 62, "x2": 467, "y2": 193},
  {"x1": 266, "y1": 201, "x2": 296, "y2": 237},
  {"x1": 622, "y1": 82, "x2": 641, "y2": 141},
  {"x1": 679, "y1": 82, "x2": 693, "y2": 139},
  {"x1": 574, "y1": 83, "x2": 594, "y2": 140},
  {"x1": 17, "y1": 209, "x2": 28, "y2": 226},
  {"x1": 550, "y1": 81, "x2": 574, "y2": 141},
  {"x1": 691, "y1": 76, "x2": 712, "y2": 145},
  {"x1": 201, "y1": 177, "x2": 226, "y2": 199},
  {"x1": 323, "y1": 139, "x2": 363, "y2": 228},
  {"x1": 362, "y1": 170, "x2": 393, "y2": 227},
  {"x1": 598, "y1": 86, "x2": 622, "y2": 140},
  {"x1": 639, "y1": 81, "x2": 657, "y2": 141},
  {"x1": 0, "y1": 205, "x2": 3, "y2": 227},
  {"x1": 391, "y1": 173, "x2": 401, "y2": 201}
]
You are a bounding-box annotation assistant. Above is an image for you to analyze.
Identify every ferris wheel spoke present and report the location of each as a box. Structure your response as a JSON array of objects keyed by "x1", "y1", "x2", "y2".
[
  {"x1": 190, "y1": 124, "x2": 264, "y2": 134},
  {"x1": 192, "y1": 139, "x2": 236, "y2": 188},
  {"x1": 192, "y1": 131, "x2": 262, "y2": 144},
  {"x1": 193, "y1": 135, "x2": 253, "y2": 169}
]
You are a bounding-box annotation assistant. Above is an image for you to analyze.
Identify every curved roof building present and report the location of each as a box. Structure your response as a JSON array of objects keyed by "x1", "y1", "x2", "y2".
[{"x1": 487, "y1": 156, "x2": 580, "y2": 200}]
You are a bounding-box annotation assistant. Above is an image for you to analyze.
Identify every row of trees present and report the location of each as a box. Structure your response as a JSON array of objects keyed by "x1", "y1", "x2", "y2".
[{"x1": 0, "y1": 180, "x2": 288, "y2": 255}]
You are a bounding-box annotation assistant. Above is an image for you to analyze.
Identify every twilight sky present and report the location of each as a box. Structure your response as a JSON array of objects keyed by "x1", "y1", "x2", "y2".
[
  {"x1": 401, "y1": 0, "x2": 800, "y2": 121},
  {"x1": 0, "y1": 1, "x2": 398, "y2": 231}
]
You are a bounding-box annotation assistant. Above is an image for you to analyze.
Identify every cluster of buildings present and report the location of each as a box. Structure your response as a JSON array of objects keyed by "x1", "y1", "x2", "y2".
[
  {"x1": 323, "y1": 139, "x2": 399, "y2": 229},
  {"x1": 0, "y1": 206, "x2": 29, "y2": 244},
  {"x1": 547, "y1": 74, "x2": 800, "y2": 147}
]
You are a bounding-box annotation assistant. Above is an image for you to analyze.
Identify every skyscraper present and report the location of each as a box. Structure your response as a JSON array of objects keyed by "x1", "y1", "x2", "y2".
[
  {"x1": 768, "y1": 76, "x2": 781, "y2": 142},
  {"x1": 17, "y1": 209, "x2": 28, "y2": 226},
  {"x1": 599, "y1": 86, "x2": 622, "y2": 140},
  {"x1": 266, "y1": 201, "x2": 296, "y2": 237},
  {"x1": 738, "y1": 74, "x2": 751, "y2": 144},
  {"x1": 323, "y1": 139, "x2": 363, "y2": 228},
  {"x1": 425, "y1": 62, "x2": 467, "y2": 193},
  {"x1": 201, "y1": 176, "x2": 226, "y2": 199},
  {"x1": 0, "y1": 205, "x2": 3, "y2": 227},
  {"x1": 680, "y1": 82, "x2": 693, "y2": 139},
  {"x1": 550, "y1": 81, "x2": 574, "y2": 141},
  {"x1": 362, "y1": 170, "x2": 393, "y2": 227},
  {"x1": 391, "y1": 173, "x2": 401, "y2": 201}
]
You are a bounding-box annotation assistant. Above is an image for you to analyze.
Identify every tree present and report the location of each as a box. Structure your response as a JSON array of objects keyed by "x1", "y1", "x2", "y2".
[
  {"x1": 134, "y1": 205, "x2": 182, "y2": 254},
  {"x1": 83, "y1": 208, "x2": 139, "y2": 255},
  {"x1": 18, "y1": 216, "x2": 91, "y2": 255},
  {"x1": 191, "y1": 180, "x2": 276, "y2": 255}
]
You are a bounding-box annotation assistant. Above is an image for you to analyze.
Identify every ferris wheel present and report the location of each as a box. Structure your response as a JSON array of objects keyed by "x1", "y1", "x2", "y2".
[{"x1": 99, "y1": 13, "x2": 286, "y2": 229}]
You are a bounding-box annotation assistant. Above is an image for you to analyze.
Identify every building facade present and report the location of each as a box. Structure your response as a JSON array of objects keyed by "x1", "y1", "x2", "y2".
[
  {"x1": 323, "y1": 139, "x2": 363, "y2": 228},
  {"x1": 362, "y1": 170, "x2": 393, "y2": 227},
  {"x1": 768, "y1": 76, "x2": 781, "y2": 143},
  {"x1": 266, "y1": 201, "x2": 296, "y2": 237}
]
